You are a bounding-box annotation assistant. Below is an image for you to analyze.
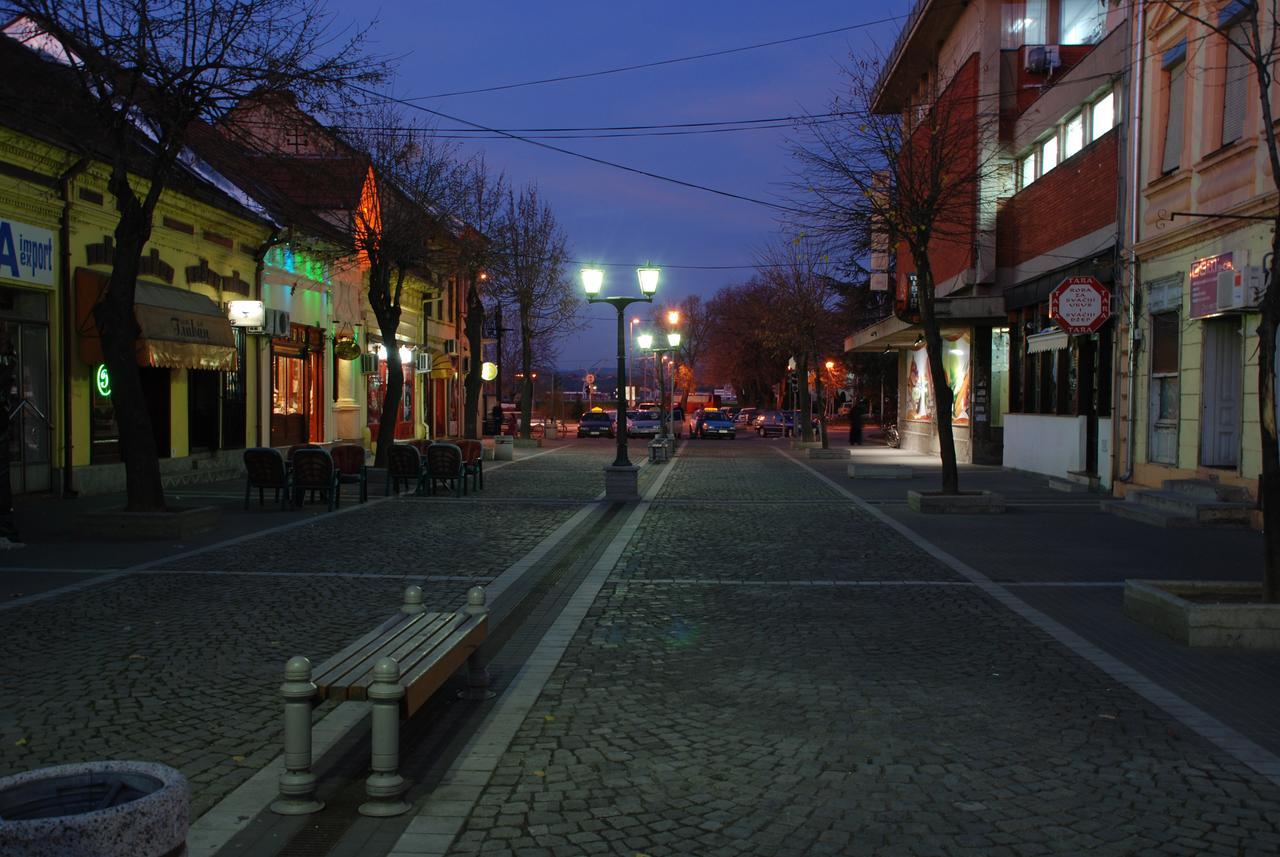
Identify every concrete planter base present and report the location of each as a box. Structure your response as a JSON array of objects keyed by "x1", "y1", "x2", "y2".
[
  {"x1": 849, "y1": 464, "x2": 913, "y2": 479},
  {"x1": 807, "y1": 448, "x2": 849, "y2": 460},
  {"x1": 1124, "y1": 580, "x2": 1280, "y2": 648},
  {"x1": 602, "y1": 465, "x2": 640, "y2": 502},
  {"x1": 0, "y1": 760, "x2": 189, "y2": 857},
  {"x1": 907, "y1": 490, "x2": 1006, "y2": 514},
  {"x1": 789, "y1": 440, "x2": 822, "y2": 450},
  {"x1": 514, "y1": 438, "x2": 541, "y2": 449},
  {"x1": 81, "y1": 506, "x2": 220, "y2": 540},
  {"x1": 492, "y1": 437, "x2": 514, "y2": 461}
]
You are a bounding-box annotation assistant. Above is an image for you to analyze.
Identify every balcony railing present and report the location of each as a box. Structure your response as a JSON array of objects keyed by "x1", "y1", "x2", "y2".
[{"x1": 874, "y1": 0, "x2": 934, "y2": 101}]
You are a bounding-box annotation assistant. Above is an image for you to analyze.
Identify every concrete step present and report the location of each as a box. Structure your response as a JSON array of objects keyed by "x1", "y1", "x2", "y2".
[
  {"x1": 1127, "y1": 489, "x2": 1253, "y2": 524},
  {"x1": 1101, "y1": 499, "x2": 1198, "y2": 528},
  {"x1": 1161, "y1": 478, "x2": 1252, "y2": 503},
  {"x1": 1067, "y1": 470, "x2": 1100, "y2": 490},
  {"x1": 1048, "y1": 477, "x2": 1090, "y2": 493}
]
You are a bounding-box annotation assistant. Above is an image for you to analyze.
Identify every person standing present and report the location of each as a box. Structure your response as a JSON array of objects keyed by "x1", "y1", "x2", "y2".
[{"x1": 849, "y1": 397, "x2": 864, "y2": 446}]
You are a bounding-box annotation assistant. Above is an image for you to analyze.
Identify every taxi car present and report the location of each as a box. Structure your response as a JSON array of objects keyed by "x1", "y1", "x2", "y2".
[
  {"x1": 692, "y1": 407, "x2": 736, "y2": 439},
  {"x1": 577, "y1": 407, "x2": 616, "y2": 438}
]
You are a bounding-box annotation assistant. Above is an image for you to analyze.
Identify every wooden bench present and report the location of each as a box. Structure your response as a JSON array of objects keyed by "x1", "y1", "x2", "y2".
[
  {"x1": 271, "y1": 585, "x2": 489, "y2": 817},
  {"x1": 648, "y1": 439, "x2": 669, "y2": 462}
]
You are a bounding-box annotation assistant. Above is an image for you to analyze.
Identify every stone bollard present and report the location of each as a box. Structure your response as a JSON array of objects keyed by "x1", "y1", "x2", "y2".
[
  {"x1": 359, "y1": 657, "x2": 410, "y2": 817},
  {"x1": 401, "y1": 584, "x2": 425, "y2": 615},
  {"x1": 461, "y1": 586, "x2": 493, "y2": 701},
  {"x1": 270, "y1": 656, "x2": 323, "y2": 815}
]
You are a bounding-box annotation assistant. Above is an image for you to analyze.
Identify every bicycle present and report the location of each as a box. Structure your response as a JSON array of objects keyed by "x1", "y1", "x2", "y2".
[{"x1": 880, "y1": 411, "x2": 901, "y2": 448}]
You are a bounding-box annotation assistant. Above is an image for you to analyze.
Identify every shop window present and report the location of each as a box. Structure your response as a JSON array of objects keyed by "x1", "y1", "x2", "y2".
[
  {"x1": 990, "y1": 327, "x2": 1010, "y2": 427},
  {"x1": 1161, "y1": 47, "x2": 1187, "y2": 174},
  {"x1": 1221, "y1": 24, "x2": 1249, "y2": 146},
  {"x1": 1063, "y1": 112, "x2": 1085, "y2": 159},
  {"x1": 1149, "y1": 311, "x2": 1179, "y2": 463}
]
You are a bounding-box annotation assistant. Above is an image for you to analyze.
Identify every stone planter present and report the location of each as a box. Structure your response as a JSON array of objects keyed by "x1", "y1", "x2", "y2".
[
  {"x1": 907, "y1": 490, "x2": 1005, "y2": 514},
  {"x1": 789, "y1": 440, "x2": 822, "y2": 450},
  {"x1": 80, "y1": 506, "x2": 220, "y2": 540},
  {"x1": 492, "y1": 436, "x2": 514, "y2": 461},
  {"x1": 848, "y1": 464, "x2": 913, "y2": 479},
  {"x1": 0, "y1": 761, "x2": 189, "y2": 856},
  {"x1": 1124, "y1": 580, "x2": 1280, "y2": 649},
  {"x1": 806, "y1": 448, "x2": 849, "y2": 460}
]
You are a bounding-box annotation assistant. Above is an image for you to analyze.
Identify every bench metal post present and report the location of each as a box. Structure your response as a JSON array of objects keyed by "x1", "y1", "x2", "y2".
[
  {"x1": 461, "y1": 586, "x2": 493, "y2": 701},
  {"x1": 359, "y1": 656, "x2": 410, "y2": 817},
  {"x1": 401, "y1": 584, "x2": 425, "y2": 615},
  {"x1": 270, "y1": 656, "x2": 323, "y2": 815}
]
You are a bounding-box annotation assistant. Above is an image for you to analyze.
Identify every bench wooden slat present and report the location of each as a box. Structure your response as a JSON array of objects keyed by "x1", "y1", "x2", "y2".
[
  {"x1": 338, "y1": 615, "x2": 467, "y2": 700},
  {"x1": 401, "y1": 616, "x2": 487, "y2": 716},
  {"x1": 314, "y1": 612, "x2": 451, "y2": 695}
]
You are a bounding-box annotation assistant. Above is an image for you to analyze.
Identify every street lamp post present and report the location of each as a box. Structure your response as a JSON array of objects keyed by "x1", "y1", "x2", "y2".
[
  {"x1": 582, "y1": 266, "x2": 660, "y2": 500},
  {"x1": 639, "y1": 330, "x2": 681, "y2": 445}
]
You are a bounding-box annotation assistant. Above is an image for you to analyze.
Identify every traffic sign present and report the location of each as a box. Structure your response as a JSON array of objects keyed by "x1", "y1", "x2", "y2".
[{"x1": 1049, "y1": 276, "x2": 1110, "y2": 335}]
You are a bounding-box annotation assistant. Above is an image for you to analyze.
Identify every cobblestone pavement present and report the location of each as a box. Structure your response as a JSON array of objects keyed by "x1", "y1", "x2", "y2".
[
  {"x1": 0, "y1": 443, "x2": 617, "y2": 818},
  {"x1": 443, "y1": 438, "x2": 1280, "y2": 856}
]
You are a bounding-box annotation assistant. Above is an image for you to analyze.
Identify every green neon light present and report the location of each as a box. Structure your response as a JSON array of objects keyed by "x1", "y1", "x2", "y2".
[{"x1": 95, "y1": 363, "x2": 111, "y2": 397}]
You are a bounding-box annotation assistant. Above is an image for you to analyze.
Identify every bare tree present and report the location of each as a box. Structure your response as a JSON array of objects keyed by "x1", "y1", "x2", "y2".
[
  {"x1": 704, "y1": 280, "x2": 790, "y2": 407},
  {"x1": 455, "y1": 158, "x2": 507, "y2": 439},
  {"x1": 1153, "y1": 1, "x2": 1280, "y2": 601},
  {"x1": 2, "y1": 1, "x2": 378, "y2": 511},
  {"x1": 341, "y1": 105, "x2": 466, "y2": 466},
  {"x1": 666, "y1": 295, "x2": 712, "y2": 413},
  {"x1": 793, "y1": 55, "x2": 991, "y2": 492},
  {"x1": 489, "y1": 185, "x2": 579, "y2": 440}
]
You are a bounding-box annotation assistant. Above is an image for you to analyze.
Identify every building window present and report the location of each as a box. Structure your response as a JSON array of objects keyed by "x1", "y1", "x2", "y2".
[
  {"x1": 1001, "y1": 0, "x2": 1105, "y2": 48},
  {"x1": 1090, "y1": 90, "x2": 1114, "y2": 139},
  {"x1": 1161, "y1": 49, "x2": 1187, "y2": 174},
  {"x1": 1064, "y1": 112, "x2": 1085, "y2": 159},
  {"x1": 1041, "y1": 134, "x2": 1059, "y2": 173},
  {"x1": 1149, "y1": 311, "x2": 1179, "y2": 464},
  {"x1": 1019, "y1": 154, "x2": 1036, "y2": 190},
  {"x1": 1059, "y1": 0, "x2": 1106, "y2": 44},
  {"x1": 1221, "y1": 24, "x2": 1249, "y2": 146}
]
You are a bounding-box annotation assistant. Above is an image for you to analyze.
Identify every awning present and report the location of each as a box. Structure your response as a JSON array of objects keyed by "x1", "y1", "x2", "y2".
[
  {"x1": 1026, "y1": 329, "x2": 1070, "y2": 354},
  {"x1": 76, "y1": 269, "x2": 238, "y2": 371},
  {"x1": 429, "y1": 353, "x2": 453, "y2": 380}
]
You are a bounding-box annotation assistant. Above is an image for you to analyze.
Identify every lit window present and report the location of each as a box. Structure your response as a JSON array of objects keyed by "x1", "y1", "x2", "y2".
[
  {"x1": 1064, "y1": 113, "x2": 1085, "y2": 158},
  {"x1": 1020, "y1": 154, "x2": 1036, "y2": 189},
  {"x1": 1041, "y1": 135, "x2": 1059, "y2": 173},
  {"x1": 1060, "y1": 0, "x2": 1106, "y2": 45},
  {"x1": 1090, "y1": 91, "x2": 1114, "y2": 139}
]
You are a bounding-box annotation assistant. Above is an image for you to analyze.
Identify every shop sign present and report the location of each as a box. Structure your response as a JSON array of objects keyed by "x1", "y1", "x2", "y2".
[
  {"x1": 1049, "y1": 276, "x2": 1110, "y2": 335},
  {"x1": 0, "y1": 218, "x2": 55, "y2": 287},
  {"x1": 895, "y1": 272, "x2": 921, "y2": 324},
  {"x1": 1190, "y1": 253, "x2": 1235, "y2": 319},
  {"x1": 95, "y1": 363, "x2": 111, "y2": 397}
]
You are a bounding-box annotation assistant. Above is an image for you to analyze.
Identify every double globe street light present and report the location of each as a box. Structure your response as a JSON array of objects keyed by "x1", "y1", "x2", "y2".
[
  {"x1": 636, "y1": 329, "x2": 682, "y2": 444},
  {"x1": 582, "y1": 265, "x2": 660, "y2": 500}
]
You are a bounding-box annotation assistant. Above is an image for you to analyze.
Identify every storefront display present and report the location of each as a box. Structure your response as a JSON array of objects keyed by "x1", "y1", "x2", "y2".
[{"x1": 270, "y1": 324, "x2": 324, "y2": 447}]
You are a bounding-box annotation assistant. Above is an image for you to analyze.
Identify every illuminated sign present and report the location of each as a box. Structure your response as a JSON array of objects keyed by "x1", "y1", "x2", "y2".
[
  {"x1": 227, "y1": 300, "x2": 265, "y2": 328},
  {"x1": 0, "y1": 218, "x2": 55, "y2": 287},
  {"x1": 95, "y1": 363, "x2": 111, "y2": 397}
]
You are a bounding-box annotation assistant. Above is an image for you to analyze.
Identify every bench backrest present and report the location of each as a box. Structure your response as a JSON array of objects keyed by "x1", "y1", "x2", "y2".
[
  {"x1": 426, "y1": 442, "x2": 463, "y2": 477},
  {"x1": 292, "y1": 448, "x2": 334, "y2": 488},
  {"x1": 244, "y1": 447, "x2": 287, "y2": 487}
]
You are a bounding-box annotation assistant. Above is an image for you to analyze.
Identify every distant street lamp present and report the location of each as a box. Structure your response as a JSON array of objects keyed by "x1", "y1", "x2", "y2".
[
  {"x1": 582, "y1": 266, "x2": 660, "y2": 499},
  {"x1": 639, "y1": 330, "x2": 682, "y2": 443}
]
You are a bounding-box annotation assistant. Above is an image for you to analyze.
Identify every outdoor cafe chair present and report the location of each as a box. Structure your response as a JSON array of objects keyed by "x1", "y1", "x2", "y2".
[
  {"x1": 291, "y1": 447, "x2": 340, "y2": 511},
  {"x1": 385, "y1": 443, "x2": 427, "y2": 496},
  {"x1": 426, "y1": 442, "x2": 465, "y2": 497},
  {"x1": 243, "y1": 447, "x2": 290, "y2": 510},
  {"x1": 329, "y1": 443, "x2": 368, "y2": 505}
]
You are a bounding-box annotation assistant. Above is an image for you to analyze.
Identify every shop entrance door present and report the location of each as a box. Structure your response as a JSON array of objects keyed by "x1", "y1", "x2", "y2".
[
  {"x1": 2, "y1": 320, "x2": 52, "y2": 494},
  {"x1": 1201, "y1": 318, "x2": 1242, "y2": 468}
]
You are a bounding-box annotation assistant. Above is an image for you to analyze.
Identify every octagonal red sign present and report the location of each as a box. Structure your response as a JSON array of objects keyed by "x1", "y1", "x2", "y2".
[{"x1": 1049, "y1": 276, "x2": 1110, "y2": 335}]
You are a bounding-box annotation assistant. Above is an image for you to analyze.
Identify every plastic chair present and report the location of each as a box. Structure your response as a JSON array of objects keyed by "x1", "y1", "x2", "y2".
[
  {"x1": 243, "y1": 448, "x2": 291, "y2": 510},
  {"x1": 426, "y1": 443, "x2": 465, "y2": 497},
  {"x1": 329, "y1": 444, "x2": 368, "y2": 505},
  {"x1": 385, "y1": 444, "x2": 427, "y2": 496},
  {"x1": 456, "y1": 439, "x2": 483, "y2": 492},
  {"x1": 291, "y1": 448, "x2": 339, "y2": 511}
]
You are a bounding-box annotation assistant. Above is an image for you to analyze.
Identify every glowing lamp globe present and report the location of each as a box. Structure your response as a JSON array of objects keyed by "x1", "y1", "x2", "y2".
[
  {"x1": 481, "y1": 361, "x2": 498, "y2": 381},
  {"x1": 637, "y1": 333, "x2": 653, "y2": 350},
  {"x1": 636, "y1": 266, "x2": 660, "y2": 295},
  {"x1": 581, "y1": 268, "x2": 604, "y2": 296},
  {"x1": 667, "y1": 332, "x2": 682, "y2": 348}
]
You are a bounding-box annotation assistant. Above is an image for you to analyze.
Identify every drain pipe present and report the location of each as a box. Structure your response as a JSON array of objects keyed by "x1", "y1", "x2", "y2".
[
  {"x1": 58, "y1": 157, "x2": 90, "y2": 497},
  {"x1": 252, "y1": 228, "x2": 284, "y2": 448},
  {"x1": 1120, "y1": 3, "x2": 1146, "y2": 483}
]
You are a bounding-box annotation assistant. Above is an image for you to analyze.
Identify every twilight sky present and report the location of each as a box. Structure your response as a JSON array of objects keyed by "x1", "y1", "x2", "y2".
[{"x1": 344, "y1": 1, "x2": 910, "y2": 370}]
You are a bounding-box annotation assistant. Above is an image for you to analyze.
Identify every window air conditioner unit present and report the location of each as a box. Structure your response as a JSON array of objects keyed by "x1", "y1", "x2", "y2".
[
  {"x1": 1025, "y1": 45, "x2": 1061, "y2": 74},
  {"x1": 1217, "y1": 266, "x2": 1266, "y2": 311},
  {"x1": 414, "y1": 352, "x2": 432, "y2": 373},
  {"x1": 249, "y1": 307, "x2": 290, "y2": 337},
  {"x1": 443, "y1": 338, "x2": 457, "y2": 355},
  {"x1": 359, "y1": 352, "x2": 378, "y2": 375}
]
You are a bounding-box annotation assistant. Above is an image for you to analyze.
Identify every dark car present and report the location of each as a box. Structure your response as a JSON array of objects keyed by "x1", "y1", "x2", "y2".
[
  {"x1": 755, "y1": 410, "x2": 789, "y2": 437},
  {"x1": 692, "y1": 407, "x2": 736, "y2": 439},
  {"x1": 577, "y1": 408, "x2": 616, "y2": 438}
]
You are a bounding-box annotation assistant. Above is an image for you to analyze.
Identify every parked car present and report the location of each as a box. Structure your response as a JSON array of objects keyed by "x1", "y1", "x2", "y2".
[
  {"x1": 692, "y1": 407, "x2": 736, "y2": 439},
  {"x1": 627, "y1": 408, "x2": 662, "y2": 437},
  {"x1": 736, "y1": 407, "x2": 758, "y2": 427},
  {"x1": 577, "y1": 408, "x2": 616, "y2": 438},
  {"x1": 755, "y1": 410, "x2": 789, "y2": 437}
]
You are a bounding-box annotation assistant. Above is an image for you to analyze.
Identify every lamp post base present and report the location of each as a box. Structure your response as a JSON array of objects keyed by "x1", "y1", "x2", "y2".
[{"x1": 603, "y1": 465, "x2": 641, "y2": 502}]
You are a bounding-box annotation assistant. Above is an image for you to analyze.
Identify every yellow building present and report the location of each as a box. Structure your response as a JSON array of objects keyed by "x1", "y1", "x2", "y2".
[{"x1": 1116, "y1": 1, "x2": 1278, "y2": 505}]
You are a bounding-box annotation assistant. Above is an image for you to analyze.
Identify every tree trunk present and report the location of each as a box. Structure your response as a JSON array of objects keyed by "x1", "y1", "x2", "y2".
[
  {"x1": 916, "y1": 256, "x2": 960, "y2": 494},
  {"x1": 97, "y1": 219, "x2": 166, "y2": 511},
  {"x1": 815, "y1": 370, "x2": 828, "y2": 449},
  {"x1": 519, "y1": 308, "x2": 534, "y2": 440},
  {"x1": 1258, "y1": 227, "x2": 1280, "y2": 603},
  {"x1": 798, "y1": 353, "x2": 813, "y2": 442},
  {"x1": 463, "y1": 280, "x2": 484, "y2": 439},
  {"x1": 372, "y1": 302, "x2": 404, "y2": 468}
]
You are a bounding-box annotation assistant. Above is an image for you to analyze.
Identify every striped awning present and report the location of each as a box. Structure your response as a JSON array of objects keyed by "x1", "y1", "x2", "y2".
[
  {"x1": 1026, "y1": 330, "x2": 1070, "y2": 354},
  {"x1": 429, "y1": 353, "x2": 453, "y2": 380}
]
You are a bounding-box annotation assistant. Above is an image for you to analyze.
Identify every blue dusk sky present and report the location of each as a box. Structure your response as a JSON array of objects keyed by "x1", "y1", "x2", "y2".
[{"x1": 343, "y1": 1, "x2": 911, "y2": 370}]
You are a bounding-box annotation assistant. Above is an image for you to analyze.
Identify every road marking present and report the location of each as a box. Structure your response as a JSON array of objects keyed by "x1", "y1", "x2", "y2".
[
  {"x1": 386, "y1": 434, "x2": 681, "y2": 857},
  {"x1": 776, "y1": 447, "x2": 1280, "y2": 789}
]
